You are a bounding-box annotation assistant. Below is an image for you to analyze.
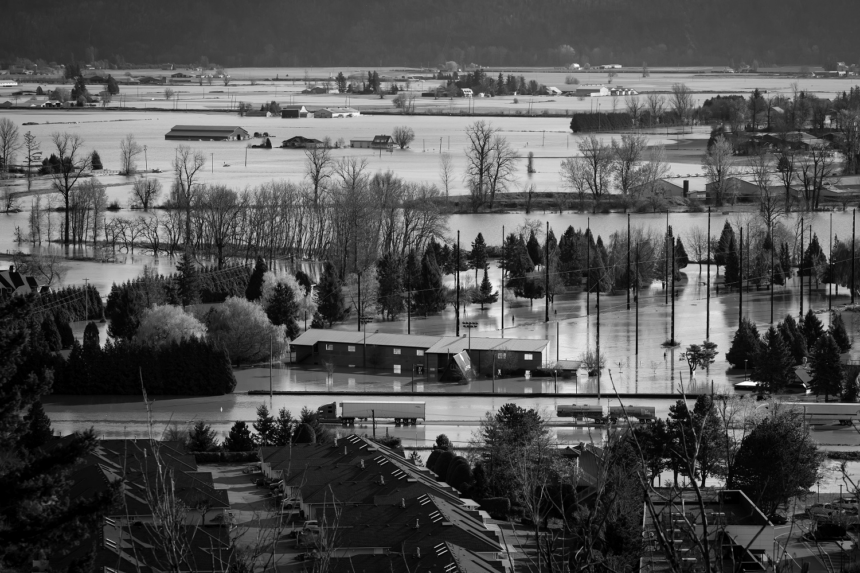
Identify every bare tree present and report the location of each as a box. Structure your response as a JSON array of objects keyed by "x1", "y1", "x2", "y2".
[
  {"x1": 0, "y1": 117, "x2": 21, "y2": 175},
  {"x1": 464, "y1": 121, "x2": 498, "y2": 211},
  {"x1": 560, "y1": 156, "x2": 589, "y2": 211},
  {"x1": 796, "y1": 143, "x2": 836, "y2": 211},
  {"x1": 131, "y1": 176, "x2": 163, "y2": 211},
  {"x1": 687, "y1": 226, "x2": 710, "y2": 269},
  {"x1": 611, "y1": 133, "x2": 647, "y2": 198},
  {"x1": 304, "y1": 146, "x2": 333, "y2": 203},
  {"x1": 11, "y1": 250, "x2": 68, "y2": 286},
  {"x1": 164, "y1": 87, "x2": 175, "y2": 100},
  {"x1": 23, "y1": 131, "x2": 39, "y2": 192},
  {"x1": 577, "y1": 134, "x2": 613, "y2": 210},
  {"x1": 749, "y1": 148, "x2": 783, "y2": 229},
  {"x1": 391, "y1": 125, "x2": 415, "y2": 149},
  {"x1": 392, "y1": 92, "x2": 416, "y2": 114},
  {"x1": 119, "y1": 133, "x2": 143, "y2": 175},
  {"x1": 172, "y1": 145, "x2": 206, "y2": 246},
  {"x1": 646, "y1": 93, "x2": 665, "y2": 127},
  {"x1": 670, "y1": 83, "x2": 694, "y2": 130},
  {"x1": 625, "y1": 94, "x2": 644, "y2": 127},
  {"x1": 484, "y1": 133, "x2": 518, "y2": 209},
  {"x1": 701, "y1": 135, "x2": 738, "y2": 207},
  {"x1": 774, "y1": 146, "x2": 797, "y2": 212},
  {"x1": 195, "y1": 184, "x2": 245, "y2": 267},
  {"x1": 439, "y1": 153, "x2": 454, "y2": 199},
  {"x1": 49, "y1": 132, "x2": 92, "y2": 244}
]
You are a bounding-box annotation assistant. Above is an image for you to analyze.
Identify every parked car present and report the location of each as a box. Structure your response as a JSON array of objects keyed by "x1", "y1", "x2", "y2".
[{"x1": 303, "y1": 520, "x2": 320, "y2": 533}]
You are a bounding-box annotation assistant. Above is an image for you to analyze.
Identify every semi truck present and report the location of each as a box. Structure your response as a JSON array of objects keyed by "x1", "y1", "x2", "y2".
[
  {"x1": 317, "y1": 401, "x2": 426, "y2": 426},
  {"x1": 557, "y1": 404, "x2": 656, "y2": 424},
  {"x1": 781, "y1": 402, "x2": 860, "y2": 426}
]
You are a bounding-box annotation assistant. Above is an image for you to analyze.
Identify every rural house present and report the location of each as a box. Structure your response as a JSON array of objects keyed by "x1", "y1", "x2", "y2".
[
  {"x1": 351, "y1": 135, "x2": 394, "y2": 150},
  {"x1": 280, "y1": 104, "x2": 311, "y2": 118},
  {"x1": 164, "y1": 125, "x2": 249, "y2": 141},
  {"x1": 280, "y1": 136, "x2": 325, "y2": 149},
  {"x1": 0, "y1": 265, "x2": 49, "y2": 296}
]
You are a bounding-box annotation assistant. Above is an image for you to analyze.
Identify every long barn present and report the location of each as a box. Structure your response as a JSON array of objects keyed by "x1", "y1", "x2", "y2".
[{"x1": 164, "y1": 125, "x2": 249, "y2": 141}]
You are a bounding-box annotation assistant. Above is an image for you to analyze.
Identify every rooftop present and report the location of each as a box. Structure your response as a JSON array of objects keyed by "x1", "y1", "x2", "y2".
[{"x1": 425, "y1": 336, "x2": 549, "y2": 354}]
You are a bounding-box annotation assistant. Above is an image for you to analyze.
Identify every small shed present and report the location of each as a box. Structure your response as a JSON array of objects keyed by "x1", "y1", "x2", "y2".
[{"x1": 164, "y1": 125, "x2": 249, "y2": 141}]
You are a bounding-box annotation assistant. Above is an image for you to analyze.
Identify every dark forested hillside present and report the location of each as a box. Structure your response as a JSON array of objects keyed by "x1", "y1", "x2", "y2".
[{"x1": 1, "y1": 0, "x2": 856, "y2": 68}]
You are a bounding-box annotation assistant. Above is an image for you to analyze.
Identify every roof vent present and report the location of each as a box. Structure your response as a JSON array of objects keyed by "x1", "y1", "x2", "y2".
[
  {"x1": 360, "y1": 459, "x2": 365, "y2": 469},
  {"x1": 415, "y1": 547, "x2": 421, "y2": 559},
  {"x1": 344, "y1": 446, "x2": 348, "y2": 455},
  {"x1": 414, "y1": 518, "x2": 420, "y2": 529},
  {"x1": 401, "y1": 498, "x2": 406, "y2": 509},
  {"x1": 379, "y1": 474, "x2": 385, "y2": 485}
]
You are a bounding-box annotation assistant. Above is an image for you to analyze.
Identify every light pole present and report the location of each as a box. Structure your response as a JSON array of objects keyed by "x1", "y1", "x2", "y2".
[
  {"x1": 360, "y1": 316, "x2": 373, "y2": 369},
  {"x1": 744, "y1": 359, "x2": 748, "y2": 381},
  {"x1": 143, "y1": 145, "x2": 148, "y2": 172}
]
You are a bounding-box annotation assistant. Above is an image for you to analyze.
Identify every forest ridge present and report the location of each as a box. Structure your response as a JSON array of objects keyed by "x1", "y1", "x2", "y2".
[{"x1": 0, "y1": 0, "x2": 855, "y2": 68}]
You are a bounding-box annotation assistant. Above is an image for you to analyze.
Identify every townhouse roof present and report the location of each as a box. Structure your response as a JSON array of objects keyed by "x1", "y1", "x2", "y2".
[
  {"x1": 317, "y1": 494, "x2": 503, "y2": 553},
  {"x1": 165, "y1": 125, "x2": 248, "y2": 139},
  {"x1": 328, "y1": 542, "x2": 508, "y2": 573},
  {"x1": 290, "y1": 329, "x2": 442, "y2": 349}
]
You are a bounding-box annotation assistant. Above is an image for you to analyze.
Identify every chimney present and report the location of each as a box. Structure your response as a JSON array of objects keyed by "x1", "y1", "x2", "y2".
[
  {"x1": 400, "y1": 498, "x2": 406, "y2": 509},
  {"x1": 344, "y1": 446, "x2": 347, "y2": 455},
  {"x1": 683, "y1": 179, "x2": 689, "y2": 197}
]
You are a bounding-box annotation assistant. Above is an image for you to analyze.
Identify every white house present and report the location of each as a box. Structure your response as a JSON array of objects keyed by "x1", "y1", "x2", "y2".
[
  {"x1": 569, "y1": 63, "x2": 581, "y2": 70},
  {"x1": 461, "y1": 88, "x2": 474, "y2": 97},
  {"x1": 315, "y1": 107, "x2": 360, "y2": 118},
  {"x1": 0, "y1": 79, "x2": 18, "y2": 87},
  {"x1": 546, "y1": 86, "x2": 562, "y2": 96},
  {"x1": 574, "y1": 85, "x2": 611, "y2": 97}
]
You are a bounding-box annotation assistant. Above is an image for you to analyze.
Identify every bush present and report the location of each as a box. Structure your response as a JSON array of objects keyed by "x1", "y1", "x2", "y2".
[
  {"x1": 445, "y1": 456, "x2": 473, "y2": 491},
  {"x1": 434, "y1": 450, "x2": 455, "y2": 480},
  {"x1": 205, "y1": 297, "x2": 287, "y2": 365},
  {"x1": 192, "y1": 451, "x2": 258, "y2": 463},
  {"x1": 426, "y1": 449, "x2": 441, "y2": 473}
]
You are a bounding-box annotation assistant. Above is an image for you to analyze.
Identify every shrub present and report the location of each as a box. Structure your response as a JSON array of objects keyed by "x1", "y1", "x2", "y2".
[
  {"x1": 479, "y1": 497, "x2": 511, "y2": 518},
  {"x1": 205, "y1": 297, "x2": 287, "y2": 365},
  {"x1": 434, "y1": 450, "x2": 455, "y2": 480},
  {"x1": 293, "y1": 423, "x2": 316, "y2": 444},
  {"x1": 135, "y1": 304, "x2": 206, "y2": 347},
  {"x1": 426, "y1": 450, "x2": 441, "y2": 472}
]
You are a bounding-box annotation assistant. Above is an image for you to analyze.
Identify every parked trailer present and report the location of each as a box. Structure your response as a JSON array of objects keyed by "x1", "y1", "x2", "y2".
[
  {"x1": 317, "y1": 401, "x2": 426, "y2": 426},
  {"x1": 782, "y1": 402, "x2": 860, "y2": 426},
  {"x1": 557, "y1": 404, "x2": 655, "y2": 424}
]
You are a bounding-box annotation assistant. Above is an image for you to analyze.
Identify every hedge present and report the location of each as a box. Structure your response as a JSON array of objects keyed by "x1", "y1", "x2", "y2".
[
  {"x1": 569, "y1": 112, "x2": 632, "y2": 133},
  {"x1": 479, "y1": 497, "x2": 511, "y2": 518}
]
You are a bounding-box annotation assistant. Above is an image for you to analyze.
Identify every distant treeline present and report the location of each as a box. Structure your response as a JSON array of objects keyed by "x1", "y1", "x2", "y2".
[
  {"x1": 0, "y1": 0, "x2": 852, "y2": 68},
  {"x1": 29, "y1": 284, "x2": 104, "y2": 323},
  {"x1": 52, "y1": 337, "x2": 237, "y2": 395}
]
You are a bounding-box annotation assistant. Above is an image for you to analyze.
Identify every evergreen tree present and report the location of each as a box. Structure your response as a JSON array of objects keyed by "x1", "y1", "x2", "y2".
[
  {"x1": 809, "y1": 333, "x2": 844, "y2": 401},
  {"x1": 0, "y1": 296, "x2": 115, "y2": 566},
  {"x1": 801, "y1": 309, "x2": 825, "y2": 349},
  {"x1": 472, "y1": 269, "x2": 499, "y2": 309},
  {"x1": 316, "y1": 262, "x2": 346, "y2": 327},
  {"x1": 829, "y1": 312, "x2": 852, "y2": 353},
  {"x1": 253, "y1": 403, "x2": 276, "y2": 446},
  {"x1": 23, "y1": 400, "x2": 53, "y2": 450},
  {"x1": 468, "y1": 232, "x2": 489, "y2": 282},
  {"x1": 41, "y1": 316, "x2": 61, "y2": 351},
  {"x1": 801, "y1": 233, "x2": 827, "y2": 277},
  {"x1": 724, "y1": 235, "x2": 740, "y2": 288},
  {"x1": 439, "y1": 243, "x2": 454, "y2": 275},
  {"x1": 376, "y1": 252, "x2": 404, "y2": 320},
  {"x1": 187, "y1": 421, "x2": 219, "y2": 451},
  {"x1": 224, "y1": 421, "x2": 255, "y2": 452},
  {"x1": 83, "y1": 321, "x2": 99, "y2": 352},
  {"x1": 558, "y1": 226, "x2": 582, "y2": 286},
  {"x1": 726, "y1": 317, "x2": 762, "y2": 368},
  {"x1": 245, "y1": 256, "x2": 268, "y2": 301},
  {"x1": 274, "y1": 407, "x2": 294, "y2": 446},
  {"x1": 526, "y1": 230, "x2": 543, "y2": 266},
  {"x1": 779, "y1": 242, "x2": 794, "y2": 281},
  {"x1": 90, "y1": 150, "x2": 103, "y2": 170},
  {"x1": 266, "y1": 283, "x2": 300, "y2": 340},
  {"x1": 294, "y1": 269, "x2": 312, "y2": 296},
  {"x1": 293, "y1": 422, "x2": 317, "y2": 443},
  {"x1": 715, "y1": 221, "x2": 735, "y2": 265},
  {"x1": 675, "y1": 237, "x2": 689, "y2": 269},
  {"x1": 56, "y1": 316, "x2": 74, "y2": 349},
  {"x1": 415, "y1": 247, "x2": 446, "y2": 314},
  {"x1": 778, "y1": 314, "x2": 808, "y2": 364},
  {"x1": 752, "y1": 326, "x2": 796, "y2": 393},
  {"x1": 175, "y1": 251, "x2": 201, "y2": 306},
  {"x1": 106, "y1": 74, "x2": 120, "y2": 95}
]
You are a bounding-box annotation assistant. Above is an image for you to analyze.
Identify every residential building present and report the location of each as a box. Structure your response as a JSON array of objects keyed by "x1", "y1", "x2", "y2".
[
  {"x1": 641, "y1": 489, "x2": 774, "y2": 572},
  {"x1": 0, "y1": 265, "x2": 49, "y2": 296},
  {"x1": 164, "y1": 125, "x2": 249, "y2": 141},
  {"x1": 315, "y1": 107, "x2": 360, "y2": 118},
  {"x1": 704, "y1": 177, "x2": 761, "y2": 203},
  {"x1": 281, "y1": 104, "x2": 310, "y2": 118},
  {"x1": 351, "y1": 134, "x2": 394, "y2": 150},
  {"x1": 280, "y1": 135, "x2": 325, "y2": 148},
  {"x1": 289, "y1": 329, "x2": 549, "y2": 378},
  {"x1": 546, "y1": 86, "x2": 562, "y2": 96},
  {"x1": 462, "y1": 88, "x2": 474, "y2": 97},
  {"x1": 0, "y1": 79, "x2": 18, "y2": 87}
]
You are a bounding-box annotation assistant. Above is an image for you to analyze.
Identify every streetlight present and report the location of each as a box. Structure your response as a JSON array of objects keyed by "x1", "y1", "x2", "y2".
[
  {"x1": 463, "y1": 321, "x2": 478, "y2": 352},
  {"x1": 744, "y1": 359, "x2": 748, "y2": 381},
  {"x1": 143, "y1": 145, "x2": 148, "y2": 172}
]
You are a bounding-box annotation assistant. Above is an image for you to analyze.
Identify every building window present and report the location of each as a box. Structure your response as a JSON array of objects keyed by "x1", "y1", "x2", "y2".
[
  {"x1": 524, "y1": 353, "x2": 533, "y2": 360},
  {"x1": 416, "y1": 350, "x2": 424, "y2": 356},
  {"x1": 497, "y1": 352, "x2": 506, "y2": 360},
  {"x1": 348, "y1": 346, "x2": 355, "y2": 352},
  {"x1": 325, "y1": 344, "x2": 333, "y2": 351},
  {"x1": 394, "y1": 365, "x2": 401, "y2": 374},
  {"x1": 393, "y1": 348, "x2": 401, "y2": 355}
]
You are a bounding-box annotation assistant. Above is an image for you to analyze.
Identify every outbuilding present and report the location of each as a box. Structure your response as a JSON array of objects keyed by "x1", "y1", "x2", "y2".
[
  {"x1": 315, "y1": 107, "x2": 360, "y2": 118},
  {"x1": 281, "y1": 105, "x2": 310, "y2": 118},
  {"x1": 164, "y1": 125, "x2": 249, "y2": 141},
  {"x1": 280, "y1": 136, "x2": 324, "y2": 149},
  {"x1": 574, "y1": 85, "x2": 611, "y2": 97}
]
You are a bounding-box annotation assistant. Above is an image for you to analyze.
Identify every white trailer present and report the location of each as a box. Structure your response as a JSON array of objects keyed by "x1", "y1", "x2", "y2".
[{"x1": 333, "y1": 401, "x2": 426, "y2": 426}]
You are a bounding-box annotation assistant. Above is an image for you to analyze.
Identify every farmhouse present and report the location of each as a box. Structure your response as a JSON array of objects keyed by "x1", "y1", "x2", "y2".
[
  {"x1": 164, "y1": 125, "x2": 249, "y2": 141},
  {"x1": 280, "y1": 136, "x2": 324, "y2": 149},
  {"x1": 631, "y1": 179, "x2": 686, "y2": 199},
  {"x1": 290, "y1": 329, "x2": 549, "y2": 379},
  {"x1": 280, "y1": 104, "x2": 310, "y2": 118},
  {"x1": 315, "y1": 107, "x2": 360, "y2": 118},
  {"x1": 574, "y1": 85, "x2": 611, "y2": 97},
  {"x1": 0, "y1": 265, "x2": 49, "y2": 297},
  {"x1": 351, "y1": 135, "x2": 394, "y2": 150}
]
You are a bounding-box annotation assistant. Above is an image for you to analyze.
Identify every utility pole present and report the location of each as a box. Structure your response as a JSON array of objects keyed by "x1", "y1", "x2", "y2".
[
  {"x1": 706, "y1": 208, "x2": 710, "y2": 339},
  {"x1": 635, "y1": 243, "x2": 639, "y2": 355},
  {"x1": 456, "y1": 230, "x2": 460, "y2": 336},
  {"x1": 770, "y1": 223, "x2": 774, "y2": 324},
  {"x1": 407, "y1": 280, "x2": 411, "y2": 335},
  {"x1": 357, "y1": 270, "x2": 362, "y2": 331},
  {"x1": 671, "y1": 237, "x2": 676, "y2": 344},
  {"x1": 665, "y1": 212, "x2": 669, "y2": 304},
  {"x1": 269, "y1": 333, "x2": 273, "y2": 398},
  {"x1": 586, "y1": 218, "x2": 590, "y2": 315},
  {"x1": 545, "y1": 221, "x2": 549, "y2": 322},
  {"x1": 372, "y1": 409, "x2": 376, "y2": 439},
  {"x1": 596, "y1": 271, "x2": 601, "y2": 401},
  {"x1": 627, "y1": 213, "x2": 631, "y2": 310},
  {"x1": 829, "y1": 213, "x2": 833, "y2": 312},
  {"x1": 853, "y1": 209, "x2": 857, "y2": 305},
  {"x1": 501, "y1": 225, "x2": 505, "y2": 337}
]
